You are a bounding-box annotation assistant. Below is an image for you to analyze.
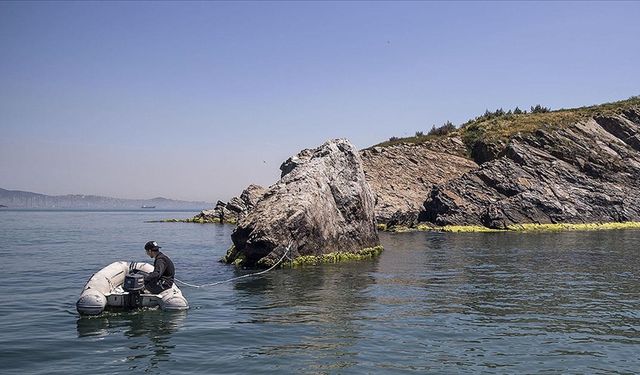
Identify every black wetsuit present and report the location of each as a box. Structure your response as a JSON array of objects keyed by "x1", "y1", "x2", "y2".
[{"x1": 144, "y1": 251, "x2": 175, "y2": 294}]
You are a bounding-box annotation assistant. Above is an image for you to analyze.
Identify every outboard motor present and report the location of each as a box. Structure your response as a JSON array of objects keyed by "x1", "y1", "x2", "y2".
[{"x1": 123, "y1": 272, "x2": 145, "y2": 308}]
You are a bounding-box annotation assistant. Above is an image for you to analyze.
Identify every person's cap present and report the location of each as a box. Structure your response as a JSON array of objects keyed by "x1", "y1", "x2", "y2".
[{"x1": 144, "y1": 241, "x2": 161, "y2": 251}]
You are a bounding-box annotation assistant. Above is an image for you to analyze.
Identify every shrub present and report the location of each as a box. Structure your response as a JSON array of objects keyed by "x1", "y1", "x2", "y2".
[
  {"x1": 428, "y1": 121, "x2": 456, "y2": 136},
  {"x1": 530, "y1": 104, "x2": 551, "y2": 113}
]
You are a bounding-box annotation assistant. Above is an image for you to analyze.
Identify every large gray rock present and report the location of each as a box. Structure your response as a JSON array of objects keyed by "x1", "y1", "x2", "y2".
[{"x1": 223, "y1": 139, "x2": 380, "y2": 267}]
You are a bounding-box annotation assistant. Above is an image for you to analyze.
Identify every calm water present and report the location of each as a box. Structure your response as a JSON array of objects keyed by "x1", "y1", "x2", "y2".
[{"x1": 1, "y1": 210, "x2": 639, "y2": 374}]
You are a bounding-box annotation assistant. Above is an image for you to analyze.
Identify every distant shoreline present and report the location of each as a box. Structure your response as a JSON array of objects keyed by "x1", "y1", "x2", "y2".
[{"x1": 0, "y1": 208, "x2": 201, "y2": 213}]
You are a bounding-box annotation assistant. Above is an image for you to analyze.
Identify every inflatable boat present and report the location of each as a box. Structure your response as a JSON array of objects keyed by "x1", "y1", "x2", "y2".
[{"x1": 76, "y1": 261, "x2": 189, "y2": 315}]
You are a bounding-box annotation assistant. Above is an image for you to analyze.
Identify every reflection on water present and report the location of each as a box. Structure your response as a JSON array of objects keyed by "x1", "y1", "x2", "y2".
[
  {"x1": 233, "y1": 260, "x2": 379, "y2": 372},
  {"x1": 76, "y1": 309, "x2": 186, "y2": 371},
  {"x1": 363, "y1": 231, "x2": 640, "y2": 372}
]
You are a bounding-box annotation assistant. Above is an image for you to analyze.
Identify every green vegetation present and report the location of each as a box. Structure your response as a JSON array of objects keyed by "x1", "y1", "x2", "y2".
[
  {"x1": 373, "y1": 96, "x2": 640, "y2": 149},
  {"x1": 428, "y1": 121, "x2": 456, "y2": 136},
  {"x1": 383, "y1": 223, "x2": 503, "y2": 233},
  {"x1": 223, "y1": 245, "x2": 384, "y2": 268},
  {"x1": 377, "y1": 122, "x2": 459, "y2": 148},
  {"x1": 387, "y1": 221, "x2": 640, "y2": 233},
  {"x1": 506, "y1": 222, "x2": 640, "y2": 232},
  {"x1": 232, "y1": 254, "x2": 247, "y2": 266},
  {"x1": 434, "y1": 225, "x2": 503, "y2": 232},
  {"x1": 378, "y1": 133, "x2": 447, "y2": 148},
  {"x1": 530, "y1": 104, "x2": 551, "y2": 113},
  {"x1": 284, "y1": 245, "x2": 384, "y2": 267},
  {"x1": 458, "y1": 97, "x2": 639, "y2": 154},
  {"x1": 220, "y1": 245, "x2": 238, "y2": 264}
]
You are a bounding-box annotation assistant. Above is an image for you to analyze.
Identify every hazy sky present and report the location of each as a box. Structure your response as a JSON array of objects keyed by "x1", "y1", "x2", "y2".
[{"x1": 1, "y1": 1, "x2": 639, "y2": 202}]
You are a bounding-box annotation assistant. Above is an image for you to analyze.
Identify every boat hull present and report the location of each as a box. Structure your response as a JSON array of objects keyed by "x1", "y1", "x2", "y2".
[{"x1": 76, "y1": 261, "x2": 188, "y2": 315}]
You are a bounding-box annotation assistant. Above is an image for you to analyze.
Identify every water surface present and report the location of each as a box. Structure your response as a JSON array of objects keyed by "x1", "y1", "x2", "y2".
[{"x1": 1, "y1": 210, "x2": 639, "y2": 374}]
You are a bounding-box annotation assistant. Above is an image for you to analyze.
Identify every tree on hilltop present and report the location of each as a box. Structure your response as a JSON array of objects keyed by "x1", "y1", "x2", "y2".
[{"x1": 530, "y1": 104, "x2": 551, "y2": 113}]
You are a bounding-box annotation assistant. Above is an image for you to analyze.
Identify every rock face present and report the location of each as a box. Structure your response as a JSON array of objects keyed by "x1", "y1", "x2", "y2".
[
  {"x1": 360, "y1": 137, "x2": 477, "y2": 227},
  {"x1": 193, "y1": 184, "x2": 266, "y2": 224},
  {"x1": 223, "y1": 139, "x2": 380, "y2": 267},
  {"x1": 206, "y1": 99, "x2": 640, "y2": 235},
  {"x1": 421, "y1": 109, "x2": 640, "y2": 228}
]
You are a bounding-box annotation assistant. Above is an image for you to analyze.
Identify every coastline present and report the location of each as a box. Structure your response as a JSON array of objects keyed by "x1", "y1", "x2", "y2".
[
  {"x1": 160, "y1": 216, "x2": 640, "y2": 233},
  {"x1": 381, "y1": 221, "x2": 640, "y2": 233}
]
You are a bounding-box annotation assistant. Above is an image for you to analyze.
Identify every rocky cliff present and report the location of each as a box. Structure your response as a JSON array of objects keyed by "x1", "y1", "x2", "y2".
[
  {"x1": 359, "y1": 97, "x2": 638, "y2": 229},
  {"x1": 360, "y1": 137, "x2": 477, "y2": 227},
  {"x1": 422, "y1": 106, "x2": 640, "y2": 228},
  {"x1": 222, "y1": 139, "x2": 380, "y2": 267},
  {"x1": 204, "y1": 97, "x2": 640, "y2": 233}
]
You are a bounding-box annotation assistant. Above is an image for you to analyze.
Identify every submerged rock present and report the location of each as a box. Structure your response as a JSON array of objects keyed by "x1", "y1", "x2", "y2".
[{"x1": 222, "y1": 138, "x2": 381, "y2": 268}]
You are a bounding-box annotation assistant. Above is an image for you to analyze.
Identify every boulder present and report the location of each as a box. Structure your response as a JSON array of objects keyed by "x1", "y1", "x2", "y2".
[
  {"x1": 222, "y1": 138, "x2": 381, "y2": 267},
  {"x1": 193, "y1": 184, "x2": 266, "y2": 224}
]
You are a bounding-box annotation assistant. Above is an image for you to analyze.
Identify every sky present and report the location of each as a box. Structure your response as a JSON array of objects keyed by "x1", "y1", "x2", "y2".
[{"x1": 1, "y1": 1, "x2": 639, "y2": 202}]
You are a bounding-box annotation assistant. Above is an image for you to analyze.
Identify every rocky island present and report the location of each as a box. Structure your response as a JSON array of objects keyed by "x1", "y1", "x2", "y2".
[{"x1": 185, "y1": 97, "x2": 640, "y2": 266}]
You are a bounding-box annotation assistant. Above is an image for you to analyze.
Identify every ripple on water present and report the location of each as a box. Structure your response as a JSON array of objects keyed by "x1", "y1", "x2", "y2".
[{"x1": 1, "y1": 213, "x2": 640, "y2": 373}]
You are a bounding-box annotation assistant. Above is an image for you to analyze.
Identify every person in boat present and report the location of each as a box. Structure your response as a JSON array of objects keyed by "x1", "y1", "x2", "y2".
[{"x1": 143, "y1": 240, "x2": 175, "y2": 294}]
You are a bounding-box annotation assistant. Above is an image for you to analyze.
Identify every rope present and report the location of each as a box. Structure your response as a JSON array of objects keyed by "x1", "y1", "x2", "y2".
[{"x1": 174, "y1": 241, "x2": 293, "y2": 288}]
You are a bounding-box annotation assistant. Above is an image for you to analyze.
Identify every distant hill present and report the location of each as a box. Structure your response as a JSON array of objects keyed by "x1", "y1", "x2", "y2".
[{"x1": 0, "y1": 188, "x2": 212, "y2": 210}]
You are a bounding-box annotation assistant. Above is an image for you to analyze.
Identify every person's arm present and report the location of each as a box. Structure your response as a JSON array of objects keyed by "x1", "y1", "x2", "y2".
[{"x1": 144, "y1": 258, "x2": 166, "y2": 283}]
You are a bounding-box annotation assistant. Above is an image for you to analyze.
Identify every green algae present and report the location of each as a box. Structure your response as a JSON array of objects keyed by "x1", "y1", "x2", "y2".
[
  {"x1": 385, "y1": 225, "x2": 413, "y2": 233},
  {"x1": 220, "y1": 245, "x2": 238, "y2": 264},
  {"x1": 285, "y1": 245, "x2": 384, "y2": 267},
  {"x1": 222, "y1": 244, "x2": 384, "y2": 268},
  {"x1": 506, "y1": 222, "x2": 640, "y2": 232},
  {"x1": 437, "y1": 225, "x2": 503, "y2": 233},
  {"x1": 256, "y1": 256, "x2": 275, "y2": 268},
  {"x1": 406, "y1": 222, "x2": 640, "y2": 233},
  {"x1": 381, "y1": 224, "x2": 500, "y2": 233},
  {"x1": 232, "y1": 254, "x2": 247, "y2": 267}
]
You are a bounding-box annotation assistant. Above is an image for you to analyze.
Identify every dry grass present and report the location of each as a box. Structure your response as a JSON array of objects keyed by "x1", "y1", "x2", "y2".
[{"x1": 374, "y1": 96, "x2": 640, "y2": 149}]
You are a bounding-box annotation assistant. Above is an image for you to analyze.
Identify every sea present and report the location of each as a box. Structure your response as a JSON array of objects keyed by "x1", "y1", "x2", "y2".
[{"x1": 1, "y1": 209, "x2": 639, "y2": 374}]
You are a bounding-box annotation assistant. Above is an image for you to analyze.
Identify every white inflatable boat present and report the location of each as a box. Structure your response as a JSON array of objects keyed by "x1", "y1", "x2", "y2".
[{"x1": 76, "y1": 261, "x2": 189, "y2": 315}]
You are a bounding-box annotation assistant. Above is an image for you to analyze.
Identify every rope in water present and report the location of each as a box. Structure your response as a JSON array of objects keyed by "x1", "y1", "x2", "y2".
[{"x1": 174, "y1": 242, "x2": 293, "y2": 288}]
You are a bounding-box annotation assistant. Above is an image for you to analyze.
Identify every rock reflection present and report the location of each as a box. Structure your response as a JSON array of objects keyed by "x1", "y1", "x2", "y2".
[
  {"x1": 76, "y1": 309, "x2": 186, "y2": 371},
  {"x1": 377, "y1": 230, "x2": 640, "y2": 343},
  {"x1": 232, "y1": 259, "x2": 379, "y2": 372}
]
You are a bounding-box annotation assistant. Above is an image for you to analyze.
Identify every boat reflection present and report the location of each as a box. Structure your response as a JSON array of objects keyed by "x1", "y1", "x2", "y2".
[
  {"x1": 76, "y1": 309, "x2": 186, "y2": 371},
  {"x1": 76, "y1": 309, "x2": 186, "y2": 338}
]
